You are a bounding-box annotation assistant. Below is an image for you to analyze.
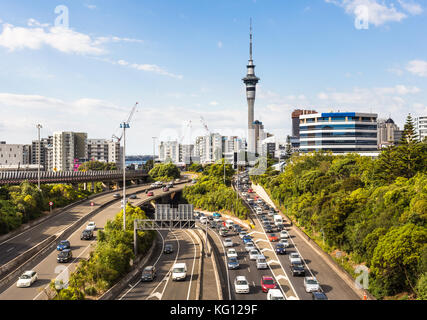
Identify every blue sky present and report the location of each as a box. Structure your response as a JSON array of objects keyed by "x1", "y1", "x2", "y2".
[{"x1": 0, "y1": 0, "x2": 426, "y2": 154}]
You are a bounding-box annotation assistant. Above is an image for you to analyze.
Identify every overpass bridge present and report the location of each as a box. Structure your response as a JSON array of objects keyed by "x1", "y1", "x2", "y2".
[{"x1": 0, "y1": 170, "x2": 149, "y2": 186}]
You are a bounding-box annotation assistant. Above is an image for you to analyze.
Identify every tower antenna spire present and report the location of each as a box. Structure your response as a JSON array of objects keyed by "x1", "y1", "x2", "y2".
[{"x1": 249, "y1": 18, "x2": 253, "y2": 61}]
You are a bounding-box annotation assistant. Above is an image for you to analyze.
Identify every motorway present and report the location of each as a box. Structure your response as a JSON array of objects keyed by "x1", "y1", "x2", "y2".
[
  {"x1": 0, "y1": 180, "x2": 192, "y2": 300},
  {"x1": 117, "y1": 229, "x2": 201, "y2": 301},
  {"x1": 0, "y1": 184, "x2": 153, "y2": 266}
]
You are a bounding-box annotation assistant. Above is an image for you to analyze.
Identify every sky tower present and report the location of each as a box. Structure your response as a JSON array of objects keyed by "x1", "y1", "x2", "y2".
[{"x1": 242, "y1": 19, "x2": 260, "y2": 154}]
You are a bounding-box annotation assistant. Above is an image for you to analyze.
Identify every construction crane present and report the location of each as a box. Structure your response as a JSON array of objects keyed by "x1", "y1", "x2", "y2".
[
  {"x1": 200, "y1": 116, "x2": 210, "y2": 135},
  {"x1": 112, "y1": 102, "x2": 139, "y2": 142}
]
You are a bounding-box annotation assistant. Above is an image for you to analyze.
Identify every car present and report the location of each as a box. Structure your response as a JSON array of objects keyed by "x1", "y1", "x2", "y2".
[
  {"x1": 268, "y1": 211, "x2": 275, "y2": 217},
  {"x1": 164, "y1": 243, "x2": 173, "y2": 254},
  {"x1": 223, "y1": 238, "x2": 233, "y2": 247},
  {"x1": 239, "y1": 231, "x2": 248, "y2": 239},
  {"x1": 209, "y1": 221, "x2": 217, "y2": 229},
  {"x1": 244, "y1": 242, "x2": 255, "y2": 252},
  {"x1": 57, "y1": 249, "x2": 73, "y2": 263},
  {"x1": 264, "y1": 225, "x2": 273, "y2": 233},
  {"x1": 267, "y1": 289, "x2": 285, "y2": 300},
  {"x1": 279, "y1": 239, "x2": 290, "y2": 248},
  {"x1": 219, "y1": 227, "x2": 228, "y2": 237},
  {"x1": 141, "y1": 266, "x2": 156, "y2": 281},
  {"x1": 249, "y1": 249, "x2": 260, "y2": 260},
  {"x1": 86, "y1": 221, "x2": 96, "y2": 231},
  {"x1": 147, "y1": 191, "x2": 154, "y2": 196},
  {"x1": 199, "y1": 216, "x2": 208, "y2": 224},
  {"x1": 163, "y1": 187, "x2": 169, "y2": 192},
  {"x1": 214, "y1": 217, "x2": 222, "y2": 224},
  {"x1": 56, "y1": 240, "x2": 70, "y2": 251},
  {"x1": 280, "y1": 230, "x2": 289, "y2": 239},
  {"x1": 275, "y1": 243, "x2": 286, "y2": 255},
  {"x1": 227, "y1": 257, "x2": 240, "y2": 270},
  {"x1": 227, "y1": 248, "x2": 238, "y2": 259},
  {"x1": 312, "y1": 291, "x2": 328, "y2": 300},
  {"x1": 256, "y1": 199, "x2": 263, "y2": 204},
  {"x1": 234, "y1": 276, "x2": 250, "y2": 294},
  {"x1": 16, "y1": 271, "x2": 38, "y2": 288},
  {"x1": 256, "y1": 255, "x2": 268, "y2": 269},
  {"x1": 255, "y1": 207, "x2": 263, "y2": 214},
  {"x1": 213, "y1": 212, "x2": 222, "y2": 218},
  {"x1": 242, "y1": 235, "x2": 253, "y2": 244},
  {"x1": 247, "y1": 188, "x2": 254, "y2": 193},
  {"x1": 290, "y1": 263, "x2": 306, "y2": 276},
  {"x1": 167, "y1": 183, "x2": 174, "y2": 188},
  {"x1": 129, "y1": 194, "x2": 137, "y2": 199},
  {"x1": 304, "y1": 277, "x2": 321, "y2": 293},
  {"x1": 113, "y1": 193, "x2": 121, "y2": 199},
  {"x1": 261, "y1": 276, "x2": 277, "y2": 293},
  {"x1": 268, "y1": 233, "x2": 279, "y2": 242},
  {"x1": 289, "y1": 252, "x2": 302, "y2": 264},
  {"x1": 276, "y1": 223, "x2": 284, "y2": 231},
  {"x1": 150, "y1": 183, "x2": 157, "y2": 188},
  {"x1": 80, "y1": 228, "x2": 94, "y2": 240},
  {"x1": 207, "y1": 216, "x2": 214, "y2": 221}
]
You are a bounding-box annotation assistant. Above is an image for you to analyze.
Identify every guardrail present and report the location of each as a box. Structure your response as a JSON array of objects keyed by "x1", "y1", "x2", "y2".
[{"x1": 0, "y1": 170, "x2": 148, "y2": 185}]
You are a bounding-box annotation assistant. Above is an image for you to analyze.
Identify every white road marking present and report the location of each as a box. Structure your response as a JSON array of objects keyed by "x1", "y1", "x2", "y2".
[{"x1": 6, "y1": 247, "x2": 14, "y2": 252}]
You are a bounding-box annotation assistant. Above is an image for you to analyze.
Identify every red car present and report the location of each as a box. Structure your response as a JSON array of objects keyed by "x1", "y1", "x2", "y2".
[
  {"x1": 248, "y1": 188, "x2": 254, "y2": 193},
  {"x1": 147, "y1": 192, "x2": 154, "y2": 196},
  {"x1": 268, "y1": 233, "x2": 278, "y2": 242},
  {"x1": 261, "y1": 276, "x2": 278, "y2": 293}
]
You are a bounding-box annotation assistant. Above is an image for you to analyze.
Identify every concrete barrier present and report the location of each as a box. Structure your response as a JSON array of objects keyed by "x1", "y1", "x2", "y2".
[{"x1": 190, "y1": 229, "x2": 204, "y2": 300}]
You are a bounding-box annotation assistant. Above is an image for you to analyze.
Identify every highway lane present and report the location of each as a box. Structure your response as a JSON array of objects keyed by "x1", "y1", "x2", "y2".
[
  {"x1": 205, "y1": 220, "x2": 285, "y2": 301},
  {"x1": 0, "y1": 183, "x2": 153, "y2": 266},
  {"x1": 118, "y1": 229, "x2": 200, "y2": 301},
  {"x1": 0, "y1": 182, "x2": 192, "y2": 300},
  {"x1": 240, "y1": 175, "x2": 361, "y2": 300}
]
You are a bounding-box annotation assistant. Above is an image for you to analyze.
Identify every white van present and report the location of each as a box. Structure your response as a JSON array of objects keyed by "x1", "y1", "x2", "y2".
[
  {"x1": 225, "y1": 219, "x2": 234, "y2": 229},
  {"x1": 172, "y1": 263, "x2": 187, "y2": 281},
  {"x1": 267, "y1": 289, "x2": 285, "y2": 300},
  {"x1": 273, "y1": 215, "x2": 283, "y2": 226}
]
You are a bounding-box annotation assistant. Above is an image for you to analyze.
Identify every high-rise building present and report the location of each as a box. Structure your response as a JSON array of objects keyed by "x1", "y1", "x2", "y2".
[
  {"x1": 242, "y1": 20, "x2": 260, "y2": 154},
  {"x1": 292, "y1": 109, "x2": 318, "y2": 138},
  {"x1": 416, "y1": 115, "x2": 427, "y2": 142},
  {"x1": 31, "y1": 136, "x2": 53, "y2": 171},
  {"x1": 299, "y1": 112, "x2": 378, "y2": 153},
  {"x1": 53, "y1": 132, "x2": 88, "y2": 171},
  {"x1": 377, "y1": 118, "x2": 402, "y2": 149},
  {"x1": 159, "y1": 141, "x2": 180, "y2": 163}
]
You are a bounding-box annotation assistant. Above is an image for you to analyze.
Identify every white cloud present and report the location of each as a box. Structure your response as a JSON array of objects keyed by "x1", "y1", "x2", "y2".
[
  {"x1": 84, "y1": 4, "x2": 97, "y2": 10},
  {"x1": 398, "y1": 0, "x2": 423, "y2": 15},
  {"x1": 406, "y1": 60, "x2": 427, "y2": 77},
  {"x1": 325, "y1": 0, "x2": 410, "y2": 26},
  {"x1": 217, "y1": 41, "x2": 223, "y2": 48},
  {"x1": 210, "y1": 101, "x2": 219, "y2": 106},
  {"x1": 0, "y1": 23, "x2": 105, "y2": 55},
  {"x1": 27, "y1": 18, "x2": 50, "y2": 28},
  {"x1": 129, "y1": 62, "x2": 183, "y2": 79}
]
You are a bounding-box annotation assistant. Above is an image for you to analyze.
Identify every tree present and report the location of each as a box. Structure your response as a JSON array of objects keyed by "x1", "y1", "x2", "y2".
[{"x1": 400, "y1": 114, "x2": 418, "y2": 145}]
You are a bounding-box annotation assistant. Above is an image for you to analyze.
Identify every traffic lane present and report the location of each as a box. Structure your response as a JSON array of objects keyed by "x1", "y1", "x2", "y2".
[
  {"x1": 118, "y1": 230, "x2": 180, "y2": 300},
  {"x1": 0, "y1": 200, "x2": 124, "y2": 300},
  {"x1": 0, "y1": 185, "x2": 188, "y2": 300},
  {"x1": 161, "y1": 230, "x2": 200, "y2": 300},
  {"x1": 0, "y1": 184, "x2": 153, "y2": 265},
  {"x1": 286, "y1": 227, "x2": 360, "y2": 300},
  {"x1": 208, "y1": 225, "x2": 269, "y2": 300}
]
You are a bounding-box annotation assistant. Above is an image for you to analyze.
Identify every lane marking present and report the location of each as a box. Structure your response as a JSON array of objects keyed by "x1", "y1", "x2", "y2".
[
  {"x1": 183, "y1": 230, "x2": 198, "y2": 300},
  {"x1": 6, "y1": 247, "x2": 14, "y2": 253}
]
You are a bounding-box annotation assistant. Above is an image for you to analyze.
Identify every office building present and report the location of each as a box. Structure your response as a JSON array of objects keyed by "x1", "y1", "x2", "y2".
[
  {"x1": 377, "y1": 118, "x2": 402, "y2": 149},
  {"x1": 0, "y1": 142, "x2": 31, "y2": 167},
  {"x1": 299, "y1": 112, "x2": 378, "y2": 153},
  {"x1": 31, "y1": 136, "x2": 53, "y2": 171},
  {"x1": 416, "y1": 115, "x2": 427, "y2": 142}
]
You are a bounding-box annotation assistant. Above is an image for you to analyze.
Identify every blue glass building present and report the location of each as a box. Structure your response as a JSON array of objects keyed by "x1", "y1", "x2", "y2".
[{"x1": 299, "y1": 112, "x2": 378, "y2": 153}]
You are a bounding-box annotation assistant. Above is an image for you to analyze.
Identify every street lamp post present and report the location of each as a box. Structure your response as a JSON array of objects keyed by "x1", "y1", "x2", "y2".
[
  {"x1": 121, "y1": 121, "x2": 129, "y2": 231},
  {"x1": 36, "y1": 124, "x2": 42, "y2": 191}
]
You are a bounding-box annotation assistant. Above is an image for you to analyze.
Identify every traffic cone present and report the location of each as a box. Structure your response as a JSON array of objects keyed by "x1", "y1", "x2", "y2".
[{"x1": 363, "y1": 292, "x2": 367, "y2": 300}]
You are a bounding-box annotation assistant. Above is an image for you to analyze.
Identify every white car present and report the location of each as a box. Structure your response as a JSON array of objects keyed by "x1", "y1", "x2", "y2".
[
  {"x1": 241, "y1": 192, "x2": 247, "y2": 197},
  {"x1": 199, "y1": 216, "x2": 207, "y2": 224},
  {"x1": 304, "y1": 277, "x2": 321, "y2": 293},
  {"x1": 257, "y1": 199, "x2": 263, "y2": 204},
  {"x1": 280, "y1": 230, "x2": 289, "y2": 239},
  {"x1": 249, "y1": 249, "x2": 260, "y2": 260},
  {"x1": 227, "y1": 248, "x2": 238, "y2": 259},
  {"x1": 245, "y1": 242, "x2": 256, "y2": 252},
  {"x1": 234, "y1": 276, "x2": 250, "y2": 294},
  {"x1": 239, "y1": 231, "x2": 248, "y2": 239},
  {"x1": 256, "y1": 255, "x2": 268, "y2": 269},
  {"x1": 279, "y1": 239, "x2": 290, "y2": 248},
  {"x1": 86, "y1": 221, "x2": 96, "y2": 231},
  {"x1": 17, "y1": 270, "x2": 38, "y2": 288},
  {"x1": 289, "y1": 252, "x2": 302, "y2": 264},
  {"x1": 267, "y1": 289, "x2": 285, "y2": 300},
  {"x1": 224, "y1": 238, "x2": 233, "y2": 248},
  {"x1": 214, "y1": 217, "x2": 222, "y2": 223}
]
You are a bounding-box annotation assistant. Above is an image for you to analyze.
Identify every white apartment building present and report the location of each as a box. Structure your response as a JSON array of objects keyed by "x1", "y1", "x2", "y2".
[
  {"x1": 416, "y1": 115, "x2": 427, "y2": 142},
  {"x1": 87, "y1": 139, "x2": 121, "y2": 167},
  {"x1": 53, "y1": 132, "x2": 88, "y2": 171},
  {"x1": 159, "y1": 141, "x2": 180, "y2": 163},
  {"x1": 0, "y1": 142, "x2": 31, "y2": 166}
]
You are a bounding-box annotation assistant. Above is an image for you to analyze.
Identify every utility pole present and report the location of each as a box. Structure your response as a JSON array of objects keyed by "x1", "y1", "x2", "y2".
[
  {"x1": 36, "y1": 124, "x2": 42, "y2": 191},
  {"x1": 121, "y1": 121, "x2": 129, "y2": 231}
]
